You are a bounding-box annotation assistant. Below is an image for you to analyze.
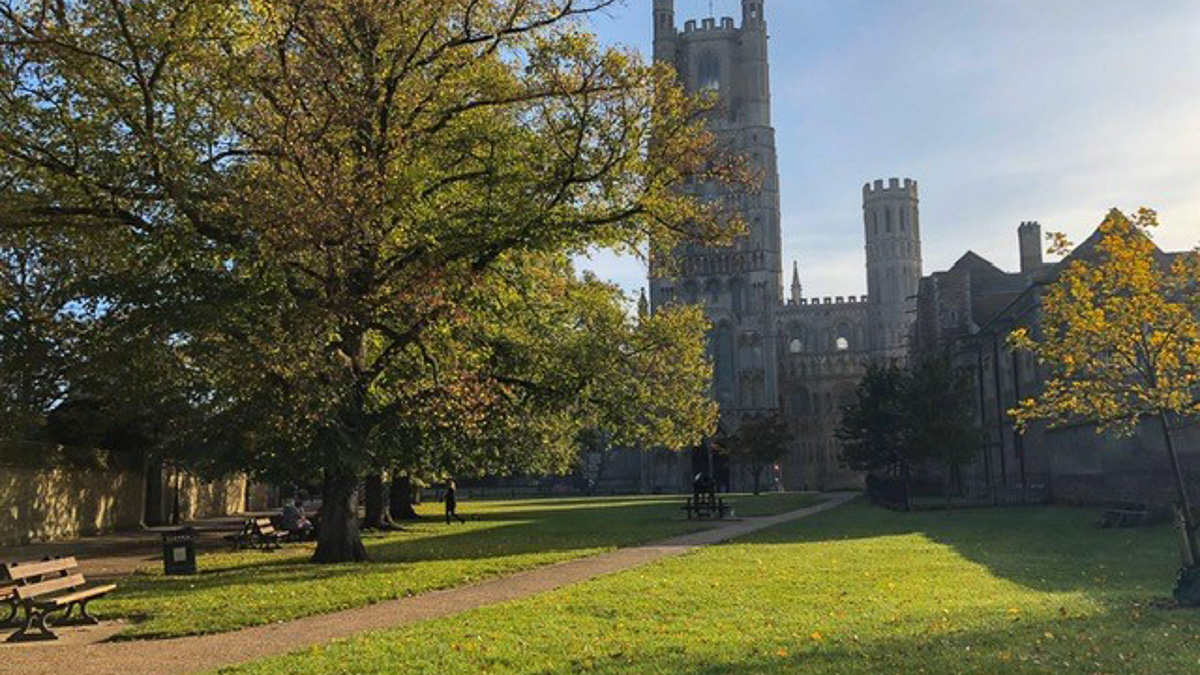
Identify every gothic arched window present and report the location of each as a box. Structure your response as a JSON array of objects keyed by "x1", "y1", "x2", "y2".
[
  {"x1": 698, "y1": 51, "x2": 721, "y2": 92},
  {"x1": 835, "y1": 322, "x2": 852, "y2": 351}
]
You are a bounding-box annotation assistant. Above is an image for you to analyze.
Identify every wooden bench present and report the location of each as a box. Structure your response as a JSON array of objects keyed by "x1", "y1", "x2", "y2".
[
  {"x1": 2, "y1": 557, "x2": 116, "y2": 642},
  {"x1": 224, "y1": 517, "x2": 288, "y2": 551},
  {"x1": 683, "y1": 493, "x2": 728, "y2": 520}
]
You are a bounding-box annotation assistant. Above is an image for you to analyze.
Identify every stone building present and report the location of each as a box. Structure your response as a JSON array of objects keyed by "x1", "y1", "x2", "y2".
[
  {"x1": 646, "y1": 1, "x2": 922, "y2": 491},
  {"x1": 914, "y1": 222, "x2": 1200, "y2": 506}
]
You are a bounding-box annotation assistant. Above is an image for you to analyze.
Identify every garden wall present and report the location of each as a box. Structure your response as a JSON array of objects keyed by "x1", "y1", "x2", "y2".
[
  {"x1": 1043, "y1": 423, "x2": 1200, "y2": 507},
  {"x1": 0, "y1": 460, "x2": 250, "y2": 546}
]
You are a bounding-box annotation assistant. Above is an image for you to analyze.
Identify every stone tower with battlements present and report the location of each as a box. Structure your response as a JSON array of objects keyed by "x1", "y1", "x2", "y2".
[
  {"x1": 638, "y1": 3, "x2": 925, "y2": 492},
  {"x1": 649, "y1": 0, "x2": 783, "y2": 416},
  {"x1": 864, "y1": 178, "x2": 923, "y2": 361}
]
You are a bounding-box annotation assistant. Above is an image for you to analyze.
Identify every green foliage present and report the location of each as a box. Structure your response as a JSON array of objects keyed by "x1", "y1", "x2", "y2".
[
  {"x1": 836, "y1": 364, "x2": 909, "y2": 474},
  {"x1": 837, "y1": 358, "x2": 979, "y2": 480},
  {"x1": 0, "y1": 226, "x2": 104, "y2": 438},
  {"x1": 905, "y1": 354, "x2": 980, "y2": 472},
  {"x1": 0, "y1": 0, "x2": 742, "y2": 559},
  {"x1": 724, "y1": 412, "x2": 793, "y2": 494},
  {"x1": 223, "y1": 503, "x2": 1200, "y2": 675}
]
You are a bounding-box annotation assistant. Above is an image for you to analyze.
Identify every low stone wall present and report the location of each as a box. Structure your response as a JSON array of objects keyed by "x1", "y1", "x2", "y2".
[
  {"x1": 0, "y1": 460, "x2": 252, "y2": 546},
  {"x1": 0, "y1": 465, "x2": 144, "y2": 545},
  {"x1": 152, "y1": 469, "x2": 247, "y2": 524}
]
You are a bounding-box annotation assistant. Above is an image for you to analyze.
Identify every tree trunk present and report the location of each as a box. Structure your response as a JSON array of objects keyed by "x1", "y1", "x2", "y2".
[
  {"x1": 389, "y1": 474, "x2": 420, "y2": 520},
  {"x1": 752, "y1": 464, "x2": 762, "y2": 495},
  {"x1": 363, "y1": 472, "x2": 388, "y2": 530},
  {"x1": 143, "y1": 458, "x2": 166, "y2": 527},
  {"x1": 902, "y1": 464, "x2": 914, "y2": 512},
  {"x1": 313, "y1": 471, "x2": 368, "y2": 563},
  {"x1": 1160, "y1": 413, "x2": 1199, "y2": 567}
]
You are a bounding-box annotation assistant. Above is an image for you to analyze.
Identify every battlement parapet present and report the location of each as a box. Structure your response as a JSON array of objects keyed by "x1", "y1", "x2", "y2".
[
  {"x1": 863, "y1": 177, "x2": 919, "y2": 201},
  {"x1": 682, "y1": 16, "x2": 737, "y2": 33},
  {"x1": 1018, "y1": 220, "x2": 1041, "y2": 231},
  {"x1": 790, "y1": 295, "x2": 870, "y2": 309}
]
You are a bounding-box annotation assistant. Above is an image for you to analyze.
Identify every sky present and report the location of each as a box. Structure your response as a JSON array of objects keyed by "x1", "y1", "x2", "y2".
[{"x1": 576, "y1": 0, "x2": 1200, "y2": 299}]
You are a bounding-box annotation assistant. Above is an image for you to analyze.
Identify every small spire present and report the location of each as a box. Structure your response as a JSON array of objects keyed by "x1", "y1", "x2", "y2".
[
  {"x1": 637, "y1": 288, "x2": 650, "y2": 320},
  {"x1": 790, "y1": 261, "x2": 803, "y2": 304}
]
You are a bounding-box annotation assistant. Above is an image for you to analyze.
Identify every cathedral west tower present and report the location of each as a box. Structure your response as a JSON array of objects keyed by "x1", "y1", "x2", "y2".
[
  {"x1": 649, "y1": 0, "x2": 783, "y2": 416},
  {"x1": 644, "y1": 2, "x2": 923, "y2": 491}
]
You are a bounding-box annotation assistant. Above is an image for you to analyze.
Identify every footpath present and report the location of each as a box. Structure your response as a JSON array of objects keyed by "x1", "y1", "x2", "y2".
[
  {"x1": 2, "y1": 513, "x2": 273, "y2": 580},
  {"x1": 2, "y1": 492, "x2": 857, "y2": 675}
]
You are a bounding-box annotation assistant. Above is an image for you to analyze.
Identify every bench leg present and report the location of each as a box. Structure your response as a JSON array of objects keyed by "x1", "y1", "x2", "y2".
[
  {"x1": 77, "y1": 598, "x2": 100, "y2": 625},
  {"x1": 6, "y1": 607, "x2": 57, "y2": 643},
  {"x1": 49, "y1": 600, "x2": 100, "y2": 627}
]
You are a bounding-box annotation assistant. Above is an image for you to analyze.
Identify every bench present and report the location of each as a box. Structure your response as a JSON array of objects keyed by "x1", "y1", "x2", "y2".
[
  {"x1": 224, "y1": 517, "x2": 288, "y2": 551},
  {"x1": 1097, "y1": 502, "x2": 1166, "y2": 528},
  {"x1": 2, "y1": 557, "x2": 116, "y2": 642},
  {"x1": 683, "y1": 493, "x2": 728, "y2": 520}
]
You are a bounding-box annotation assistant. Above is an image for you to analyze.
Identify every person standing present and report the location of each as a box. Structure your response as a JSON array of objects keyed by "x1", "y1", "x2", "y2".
[{"x1": 444, "y1": 480, "x2": 466, "y2": 524}]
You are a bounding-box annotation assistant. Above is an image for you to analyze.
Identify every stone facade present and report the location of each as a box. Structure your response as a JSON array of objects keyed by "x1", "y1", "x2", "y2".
[
  {"x1": 648, "y1": 1, "x2": 922, "y2": 491},
  {"x1": 914, "y1": 223, "x2": 1200, "y2": 507}
]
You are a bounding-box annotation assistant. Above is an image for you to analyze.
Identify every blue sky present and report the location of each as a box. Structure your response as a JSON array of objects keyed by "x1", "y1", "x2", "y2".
[{"x1": 577, "y1": 0, "x2": 1200, "y2": 298}]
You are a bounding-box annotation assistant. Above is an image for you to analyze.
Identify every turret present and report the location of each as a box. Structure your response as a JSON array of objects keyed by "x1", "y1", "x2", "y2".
[
  {"x1": 863, "y1": 178, "x2": 923, "y2": 360},
  {"x1": 743, "y1": 0, "x2": 765, "y2": 29},
  {"x1": 1018, "y1": 221, "x2": 1044, "y2": 276},
  {"x1": 653, "y1": 0, "x2": 675, "y2": 63},
  {"x1": 739, "y1": 0, "x2": 769, "y2": 127},
  {"x1": 790, "y1": 261, "x2": 803, "y2": 304}
]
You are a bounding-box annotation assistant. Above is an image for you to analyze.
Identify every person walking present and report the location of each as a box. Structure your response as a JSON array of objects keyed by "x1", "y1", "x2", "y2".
[{"x1": 444, "y1": 480, "x2": 466, "y2": 524}]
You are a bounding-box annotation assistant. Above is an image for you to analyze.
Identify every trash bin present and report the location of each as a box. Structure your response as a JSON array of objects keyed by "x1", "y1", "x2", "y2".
[{"x1": 162, "y1": 526, "x2": 198, "y2": 575}]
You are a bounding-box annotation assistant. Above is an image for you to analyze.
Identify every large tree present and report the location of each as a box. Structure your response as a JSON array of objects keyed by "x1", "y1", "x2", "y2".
[
  {"x1": 905, "y1": 353, "x2": 979, "y2": 495},
  {"x1": 724, "y1": 412, "x2": 792, "y2": 495},
  {"x1": 836, "y1": 364, "x2": 911, "y2": 477},
  {"x1": 836, "y1": 358, "x2": 978, "y2": 506},
  {"x1": 0, "y1": 0, "x2": 741, "y2": 561},
  {"x1": 1010, "y1": 208, "x2": 1200, "y2": 599}
]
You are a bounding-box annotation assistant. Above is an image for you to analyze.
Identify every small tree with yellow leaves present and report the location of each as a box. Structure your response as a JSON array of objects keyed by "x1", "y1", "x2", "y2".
[{"x1": 1010, "y1": 209, "x2": 1200, "y2": 594}]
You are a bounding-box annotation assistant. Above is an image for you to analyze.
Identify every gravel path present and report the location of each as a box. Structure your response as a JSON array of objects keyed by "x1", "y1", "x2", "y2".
[{"x1": 1, "y1": 493, "x2": 856, "y2": 675}]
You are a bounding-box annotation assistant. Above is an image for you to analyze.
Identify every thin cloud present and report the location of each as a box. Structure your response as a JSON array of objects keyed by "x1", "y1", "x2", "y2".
[{"x1": 580, "y1": 0, "x2": 1200, "y2": 298}]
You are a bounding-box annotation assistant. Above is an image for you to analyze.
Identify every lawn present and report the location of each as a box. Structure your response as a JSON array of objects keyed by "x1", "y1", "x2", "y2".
[
  {"x1": 223, "y1": 502, "x2": 1200, "y2": 674},
  {"x1": 98, "y1": 492, "x2": 821, "y2": 640}
]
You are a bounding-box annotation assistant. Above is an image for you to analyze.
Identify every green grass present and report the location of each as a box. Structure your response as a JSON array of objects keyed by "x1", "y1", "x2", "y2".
[
  {"x1": 98, "y1": 492, "x2": 821, "y2": 640},
  {"x1": 223, "y1": 502, "x2": 1200, "y2": 674}
]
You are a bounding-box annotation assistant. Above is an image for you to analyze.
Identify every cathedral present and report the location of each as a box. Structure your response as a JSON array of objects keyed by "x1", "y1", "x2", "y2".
[{"x1": 647, "y1": 0, "x2": 924, "y2": 490}]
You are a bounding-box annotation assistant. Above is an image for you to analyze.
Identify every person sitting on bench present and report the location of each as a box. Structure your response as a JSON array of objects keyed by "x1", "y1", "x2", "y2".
[{"x1": 280, "y1": 499, "x2": 313, "y2": 538}]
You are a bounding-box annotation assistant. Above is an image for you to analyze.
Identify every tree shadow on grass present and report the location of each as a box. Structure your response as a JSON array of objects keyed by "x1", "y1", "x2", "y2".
[
  {"x1": 742, "y1": 501, "x2": 1181, "y2": 600},
  {"x1": 95, "y1": 496, "x2": 746, "y2": 637},
  {"x1": 98, "y1": 494, "x2": 827, "y2": 638},
  {"x1": 537, "y1": 609, "x2": 1200, "y2": 675},
  {"x1": 170, "y1": 492, "x2": 815, "y2": 577}
]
